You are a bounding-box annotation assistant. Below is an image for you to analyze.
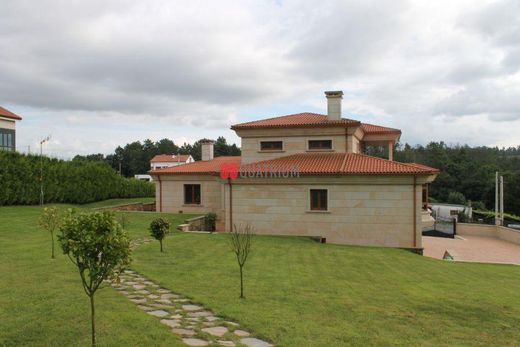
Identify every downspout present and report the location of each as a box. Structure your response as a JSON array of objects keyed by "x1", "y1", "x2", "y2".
[
  {"x1": 157, "y1": 175, "x2": 162, "y2": 213},
  {"x1": 228, "y1": 178, "x2": 233, "y2": 232},
  {"x1": 412, "y1": 175, "x2": 417, "y2": 248}
]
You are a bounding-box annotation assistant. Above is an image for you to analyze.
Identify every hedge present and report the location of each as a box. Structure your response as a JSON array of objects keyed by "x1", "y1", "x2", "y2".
[{"x1": 0, "y1": 151, "x2": 154, "y2": 205}]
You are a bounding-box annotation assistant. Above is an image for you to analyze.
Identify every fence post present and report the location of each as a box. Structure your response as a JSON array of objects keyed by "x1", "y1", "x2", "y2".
[{"x1": 453, "y1": 218, "x2": 457, "y2": 236}]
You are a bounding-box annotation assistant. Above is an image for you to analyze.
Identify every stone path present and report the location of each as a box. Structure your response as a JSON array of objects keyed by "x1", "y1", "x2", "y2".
[{"x1": 111, "y1": 238, "x2": 274, "y2": 347}]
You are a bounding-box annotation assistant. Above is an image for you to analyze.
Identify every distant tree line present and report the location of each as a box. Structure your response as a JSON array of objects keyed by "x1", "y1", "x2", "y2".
[
  {"x1": 73, "y1": 137, "x2": 241, "y2": 177},
  {"x1": 367, "y1": 142, "x2": 520, "y2": 215},
  {"x1": 0, "y1": 151, "x2": 154, "y2": 205}
]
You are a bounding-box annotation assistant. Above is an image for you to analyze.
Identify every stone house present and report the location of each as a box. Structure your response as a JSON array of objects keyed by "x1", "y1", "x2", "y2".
[
  {"x1": 150, "y1": 91, "x2": 438, "y2": 249},
  {"x1": 0, "y1": 106, "x2": 22, "y2": 151}
]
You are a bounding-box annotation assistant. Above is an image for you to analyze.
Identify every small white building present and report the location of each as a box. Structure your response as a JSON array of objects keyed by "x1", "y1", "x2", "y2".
[
  {"x1": 150, "y1": 154, "x2": 194, "y2": 170},
  {"x1": 430, "y1": 203, "x2": 472, "y2": 220}
]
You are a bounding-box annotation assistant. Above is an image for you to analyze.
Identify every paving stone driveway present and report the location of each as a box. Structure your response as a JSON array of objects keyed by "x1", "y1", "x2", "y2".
[
  {"x1": 423, "y1": 235, "x2": 520, "y2": 265},
  {"x1": 111, "y1": 238, "x2": 274, "y2": 347}
]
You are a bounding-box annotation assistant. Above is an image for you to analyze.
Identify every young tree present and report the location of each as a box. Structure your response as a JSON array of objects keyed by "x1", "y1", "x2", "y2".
[
  {"x1": 149, "y1": 218, "x2": 170, "y2": 252},
  {"x1": 58, "y1": 210, "x2": 131, "y2": 347},
  {"x1": 229, "y1": 224, "x2": 254, "y2": 299},
  {"x1": 38, "y1": 206, "x2": 61, "y2": 259}
]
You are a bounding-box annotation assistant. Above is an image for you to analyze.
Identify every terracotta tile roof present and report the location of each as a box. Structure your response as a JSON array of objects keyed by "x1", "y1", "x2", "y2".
[
  {"x1": 231, "y1": 113, "x2": 360, "y2": 130},
  {"x1": 231, "y1": 112, "x2": 401, "y2": 135},
  {"x1": 241, "y1": 153, "x2": 438, "y2": 175},
  {"x1": 150, "y1": 154, "x2": 192, "y2": 163},
  {"x1": 149, "y1": 156, "x2": 241, "y2": 175},
  {"x1": 0, "y1": 106, "x2": 22, "y2": 120},
  {"x1": 361, "y1": 123, "x2": 401, "y2": 135},
  {"x1": 151, "y1": 153, "x2": 438, "y2": 176}
]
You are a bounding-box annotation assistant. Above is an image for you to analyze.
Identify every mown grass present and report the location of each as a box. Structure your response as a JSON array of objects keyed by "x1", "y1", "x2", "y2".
[
  {"x1": 0, "y1": 202, "x2": 195, "y2": 347},
  {"x1": 133, "y1": 235, "x2": 520, "y2": 347},
  {"x1": 1, "y1": 201, "x2": 520, "y2": 346}
]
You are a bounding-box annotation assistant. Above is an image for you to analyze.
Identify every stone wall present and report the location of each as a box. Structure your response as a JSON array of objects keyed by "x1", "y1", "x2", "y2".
[{"x1": 458, "y1": 223, "x2": 520, "y2": 246}]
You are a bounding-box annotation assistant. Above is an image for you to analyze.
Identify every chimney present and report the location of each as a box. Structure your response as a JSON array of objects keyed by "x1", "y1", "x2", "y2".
[
  {"x1": 201, "y1": 139, "x2": 214, "y2": 161},
  {"x1": 325, "y1": 90, "x2": 343, "y2": 120}
]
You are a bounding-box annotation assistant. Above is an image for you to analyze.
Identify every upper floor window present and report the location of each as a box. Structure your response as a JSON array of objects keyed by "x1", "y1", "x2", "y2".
[
  {"x1": 308, "y1": 140, "x2": 332, "y2": 150},
  {"x1": 184, "y1": 184, "x2": 201, "y2": 205},
  {"x1": 260, "y1": 141, "x2": 283, "y2": 151}
]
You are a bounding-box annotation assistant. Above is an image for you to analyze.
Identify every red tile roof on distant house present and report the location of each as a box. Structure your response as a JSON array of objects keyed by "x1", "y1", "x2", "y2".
[
  {"x1": 150, "y1": 153, "x2": 438, "y2": 176},
  {"x1": 150, "y1": 154, "x2": 192, "y2": 163},
  {"x1": 149, "y1": 156, "x2": 241, "y2": 175},
  {"x1": 0, "y1": 106, "x2": 22, "y2": 120},
  {"x1": 231, "y1": 113, "x2": 360, "y2": 130}
]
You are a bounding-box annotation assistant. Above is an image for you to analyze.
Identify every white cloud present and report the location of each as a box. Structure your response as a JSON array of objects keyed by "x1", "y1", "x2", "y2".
[{"x1": 1, "y1": 0, "x2": 519, "y2": 158}]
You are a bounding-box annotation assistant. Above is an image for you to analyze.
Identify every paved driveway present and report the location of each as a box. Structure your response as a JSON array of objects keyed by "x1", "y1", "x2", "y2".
[{"x1": 423, "y1": 235, "x2": 520, "y2": 265}]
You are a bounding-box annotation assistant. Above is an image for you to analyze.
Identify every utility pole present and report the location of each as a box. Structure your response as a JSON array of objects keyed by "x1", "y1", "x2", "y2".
[
  {"x1": 495, "y1": 172, "x2": 499, "y2": 225},
  {"x1": 500, "y1": 175, "x2": 504, "y2": 226},
  {"x1": 39, "y1": 135, "x2": 51, "y2": 206}
]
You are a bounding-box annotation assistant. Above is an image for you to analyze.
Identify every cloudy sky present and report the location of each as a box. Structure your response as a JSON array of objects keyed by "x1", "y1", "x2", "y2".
[{"x1": 1, "y1": 0, "x2": 519, "y2": 158}]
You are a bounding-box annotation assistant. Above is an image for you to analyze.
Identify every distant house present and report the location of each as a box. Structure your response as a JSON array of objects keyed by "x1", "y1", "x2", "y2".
[
  {"x1": 150, "y1": 154, "x2": 195, "y2": 170},
  {"x1": 0, "y1": 106, "x2": 22, "y2": 151},
  {"x1": 135, "y1": 154, "x2": 195, "y2": 182},
  {"x1": 150, "y1": 91, "x2": 439, "y2": 249},
  {"x1": 430, "y1": 203, "x2": 472, "y2": 221}
]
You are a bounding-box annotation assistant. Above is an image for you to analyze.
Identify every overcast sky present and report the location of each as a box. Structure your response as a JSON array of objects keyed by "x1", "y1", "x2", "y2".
[{"x1": 1, "y1": 0, "x2": 519, "y2": 158}]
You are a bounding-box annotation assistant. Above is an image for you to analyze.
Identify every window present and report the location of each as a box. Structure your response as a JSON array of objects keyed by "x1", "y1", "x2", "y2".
[
  {"x1": 308, "y1": 140, "x2": 332, "y2": 150},
  {"x1": 184, "y1": 184, "x2": 201, "y2": 205},
  {"x1": 310, "y1": 189, "x2": 328, "y2": 211},
  {"x1": 260, "y1": 141, "x2": 283, "y2": 151}
]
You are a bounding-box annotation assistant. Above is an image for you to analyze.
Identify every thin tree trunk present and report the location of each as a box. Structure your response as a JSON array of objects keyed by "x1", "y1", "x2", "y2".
[
  {"x1": 90, "y1": 294, "x2": 96, "y2": 347},
  {"x1": 51, "y1": 231, "x2": 55, "y2": 259},
  {"x1": 239, "y1": 266, "x2": 244, "y2": 299},
  {"x1": 160, "y1": 240, "x2": 163, "y2": 252}
]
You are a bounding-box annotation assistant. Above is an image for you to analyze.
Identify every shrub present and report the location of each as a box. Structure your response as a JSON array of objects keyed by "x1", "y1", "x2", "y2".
[
  {"x1": 149, "y1": 218, "x2": 170, "y2": 252},
  {"x1": 447, "y1": 191, "x2": 466, "y2": 205},
  {"x1": 0, "y1": 151, "x2": 154, "y2": 205},
  {"x1": 205, "y1": 212, "x2": 217, "y2": 231},
  {"x1": 58, "y1": 210, "x2": 131, "y2": 347},
  {"x1": 38, "y1": 207, "x2": 62, "y2": 259}
]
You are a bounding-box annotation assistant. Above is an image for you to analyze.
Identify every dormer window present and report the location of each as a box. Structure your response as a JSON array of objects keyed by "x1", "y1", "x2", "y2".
[
  {"x1": 260, "y1": 141, "x2": 283, "y2": 151},
  {"x1": 308, "y1": 140, "x2": 332, "y2": 150}
]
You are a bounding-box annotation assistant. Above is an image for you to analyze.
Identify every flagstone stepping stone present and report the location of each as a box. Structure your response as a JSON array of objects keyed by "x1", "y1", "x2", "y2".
[
  {"x1": 133, "y1": 284, "x2": 147, "y2": 290},
  {"x1": 182, "y1": 338, "x2": 209, "y2": 346},
  {"x1": 147, "y1": 310, "x2": 169, "y2": 318},
  {"x1": 124, "y1": 270, "x2": 135, "y2": 274},
  {"x1": 137, "y1": 305, "x2": 154, "y2": 311},
  {"x1": 125, "y1": 281, "x2": 137, "y2": 285},
  {"x1": 130, "y1": 298, "x2": 147, "y2": 304},
  {"x1": 182, "y1": 304, "x2": 203, "y2": 311},
  {"x1": 170, "y1": 314, "x2": 183, "y2": 319},
  {"x1": 148, "y1": 294, "x2": 159, "y2": 299},
  {"x1": 155, "y1": 299, "x2": 172, "y2": 305},
  {"x1": 188, "y1": 311, "x2": 212, "y2": 317},
  {"x1": 159, "y1": 319, "x2": 181, "y2": 328},
  {"x1": 144, "y1": 281, "x2": 155, "y2": 285},
  {"x1": 218, "y1": 341, "x2": 236, "y2": 347},
  {"x1": 201, "y1": 326, "x2": 228, "y2": 337},
  {"x1": 186, "y1": 317, "x2": 200, "y2": 322},
  {"x1": 135, "y1": 290, "x2": 150, "y2": 295},
  {"x1": 157, "y1": 289, "x2": 170, "y2": 294},
  {"x1": 206, "y1": 316, "x2": 219, "y2": 322},
  {"x1": 161, "y1": 293, "x2": 179, "y2": 299},
  {"x1": 172, "y1": 328, "x2": 196, "y2": 336},
  {"x1": 175, "y1": 298, "x2": 189, "y2": 303},
  {"x1": 202, "y1": 322, "x2": 215, "y2": 327},
  {"x1": 240, "y1": 338, "x2": 272, "y2": 347},
  {"x1": 234, "y1": 330, "x2": 250, "y2": 337},
  {"x1": 150, "y1": 303, "x2": 176, "y2": 310}
]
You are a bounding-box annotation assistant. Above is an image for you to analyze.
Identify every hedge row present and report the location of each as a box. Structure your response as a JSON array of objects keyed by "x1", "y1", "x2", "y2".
[{"x1": 0, "y1": 151, "x2": 154, "y2": 205}]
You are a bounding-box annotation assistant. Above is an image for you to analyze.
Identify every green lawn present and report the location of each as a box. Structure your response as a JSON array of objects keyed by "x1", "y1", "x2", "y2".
[{"x1": 1, "y1": 201, "x2": 520, "y2": 346}]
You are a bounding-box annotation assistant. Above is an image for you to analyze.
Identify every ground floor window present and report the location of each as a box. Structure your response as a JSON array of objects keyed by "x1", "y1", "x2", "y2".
[
  {"x1": 310, "y1": 189, "x2": 328, "y2": 211},
  {"x1": 184, "y1": 184, "x2": 201, "y2": 204}
]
